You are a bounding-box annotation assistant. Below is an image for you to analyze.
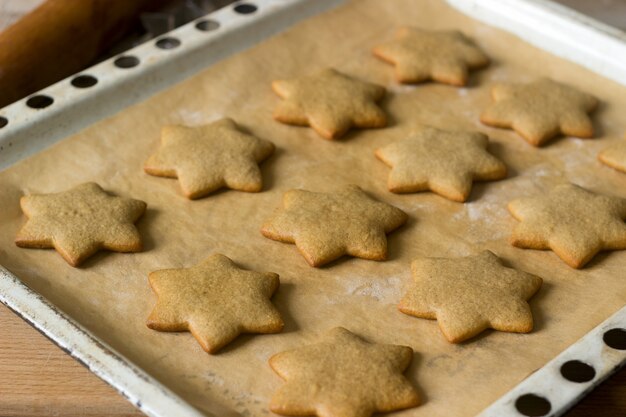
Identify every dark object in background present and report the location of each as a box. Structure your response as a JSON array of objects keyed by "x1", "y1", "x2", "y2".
[{"x1": 0, "y1": 0, "x2": 163, "y2": 108}]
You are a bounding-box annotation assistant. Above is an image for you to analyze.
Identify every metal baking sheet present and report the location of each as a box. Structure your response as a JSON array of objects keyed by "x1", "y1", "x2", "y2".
[{"x1": 0, "y1": 1, "x2": 624, "y2": 416}]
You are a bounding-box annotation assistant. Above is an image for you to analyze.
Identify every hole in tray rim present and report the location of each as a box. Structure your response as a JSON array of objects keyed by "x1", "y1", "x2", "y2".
[
  {"x1": 195, "y1": 19, "x2": 220, "y2": 32},
  {"x1": 114, "y1": 55, "x2": 140, "y2": 69},
  {"x1": 515, "y1": 393, "x2": 551, "y2": 417},
  {"x1": 26, "y1": 95, "x2": 54, "y2": 109},
  {"x1": 156, "y1": 37, "x2": 181, "y2": 50},
  {"x1": 560, "y1": 360, "x2": 596, "y2": 383},
  {"x1": 71, "y1": 74, "x2": 98, "y2": 88},
  {"x1": 603, "y1": 328, "x2": 626, "y2": 350},
  {"x1": 234, "y1": 3, "x2": 257, "y2": 14}
]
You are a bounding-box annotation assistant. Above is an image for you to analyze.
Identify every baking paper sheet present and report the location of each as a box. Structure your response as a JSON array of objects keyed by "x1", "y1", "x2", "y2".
[{"x1": 0, "y1": 0, "x2": 625, "y2": 415}]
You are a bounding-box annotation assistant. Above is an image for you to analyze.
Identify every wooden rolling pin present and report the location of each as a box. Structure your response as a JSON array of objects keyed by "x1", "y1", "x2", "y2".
[{"x1": 0, "y1": 0, "x2": 164, "y2": 108}]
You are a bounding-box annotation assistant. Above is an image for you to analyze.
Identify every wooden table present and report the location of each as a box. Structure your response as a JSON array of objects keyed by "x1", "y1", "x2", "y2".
[{"x1": 0, "y1": 0, "x2": 625, "y2": 416}]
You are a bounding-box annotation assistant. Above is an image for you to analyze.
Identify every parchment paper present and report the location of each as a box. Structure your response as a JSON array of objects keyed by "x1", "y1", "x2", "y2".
[{"x1": 1, "y1": 0, "x2": 625, "y2": 416}]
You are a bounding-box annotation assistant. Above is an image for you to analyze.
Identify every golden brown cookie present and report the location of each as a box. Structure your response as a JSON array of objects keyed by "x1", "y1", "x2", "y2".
[
  {"x1": 261, "y1": 185, "x2": 407, "y2": 267},
  {"x1": 271, "y1": 68, "x2": 387, "y2": 140},
  {"x1": 373, "y1": 27, "x2": 489, "y2": 86},
  {"x1": 144, "y1": 118, "x2": 274, "y2": 199},
  {"x1": 269, "y1": 327, "x2": 420, "y2": 417},
  {"x1": 15, "y1": 182, "x2": 146, "y2": 267},
  {"x1": 398, "y1": 250, "x2": 542, "y2": 343},
  {"x1": 598, "y1": 136, "x2": 626, "y2": 173},
  {"x1": 146, "y1": 254, "x2": 283, "y2": 353},
  {"x1": 508, "y1": 184, "x2": 626, "y2": 268},
  {"x1": 480, "y1": 78, "x2": 598, "y2": 146},
  {"x1": 375, "y1": 125, "x2": 506, "y2": 201}
]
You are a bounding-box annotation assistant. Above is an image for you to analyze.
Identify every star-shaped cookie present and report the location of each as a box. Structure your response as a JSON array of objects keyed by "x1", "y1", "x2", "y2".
[
  {"x1": 480, "y1": 78, "x2": 598, "y2": 146},
  {"x1": 508, "y1": 184, "x2": 626, "y2": 268},
  {"x1": 15, "y1": 182, "x2": 146, "y2": 267},
  {"x1": 373, "y1": 27, "x2": 489, "y2": 86},
  {"x1": 271, "y1": 68, "x2": 387, "y2": 140},
  {"x1": 269, "y1": 327, "x2": 420, "y2": 417},
  {"x1": 375, "y1": 126, "x2": 507, "y2": 201},
  {"x1": 144, "y1": 118, "x2": 275, "y2": 199},
  {"x1": 599, "y1": 137, "x2": 626, "y2": 174},
  {"x1": 146, "y1": 254, "x2": 283, "y2": 353},
  {"x1": 261, "y1": 185, "x2": 407, "y2": 267},
  {"x1": 398, "y1": 251, "x2": 543, "y2": 343}
]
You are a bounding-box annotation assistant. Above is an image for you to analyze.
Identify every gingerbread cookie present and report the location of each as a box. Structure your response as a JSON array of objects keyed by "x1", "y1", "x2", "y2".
[
  {"x1": 261, "y1": 185, "x2": 407, "y2": 267},
  {"x1": 272, "y1": 68, "x2": 387, "y2": 140},
  {"x1": 375, "y1": 126, "x2": 506, "y2": 201},
  {"x1": 398, "y1": 250, "x2": 542, "y2": 343},
  {"x1": 508, "y1": 184, "x2": 626, "y2": 268},
  {"x1": 480, "y1": 78, "x2": 598, "y2": 146},
  {"x1": 599, "y1": 136, "x2": 626, "y2": 174},
  {"x1": 373, "y1": 27, "x2": 489, "y2": 86},
  {"x1": 147, "y1": 254, "x2": 283, "y2": 353},
  {"x1": 269, "y1": 327, "x2": 420, "y2": 417},
  {"x1": 15, "y1": 182, "x2": 146, "y2": 267},
  {"x1": 144, "y1": 118, "x2": 274, "y2": 199}
]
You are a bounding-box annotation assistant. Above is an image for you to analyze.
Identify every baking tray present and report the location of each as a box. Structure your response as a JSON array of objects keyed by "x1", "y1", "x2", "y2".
[{"x1": 0, "y1": 0, "x2": 625, "y2": 416}]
